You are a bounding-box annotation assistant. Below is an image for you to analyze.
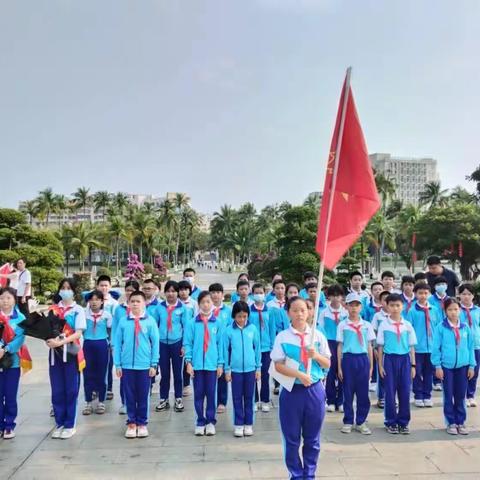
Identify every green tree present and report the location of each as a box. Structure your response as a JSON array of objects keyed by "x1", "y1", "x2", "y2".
[
  {"x1": 69, "y1": 222, "x2": 106, "y2": 270},
  {"x1": 36, "y1": 187, "x2": 56, "y2": 226},
  {"x1": 72, "y1": 187, "x2": 92, "y2": 222},
  {"x1": 419, "y1": 181, "x2": 449, "y2": 209},
  {"x1": 93, "y1": 191, "x2": 111, "y2": 222}
]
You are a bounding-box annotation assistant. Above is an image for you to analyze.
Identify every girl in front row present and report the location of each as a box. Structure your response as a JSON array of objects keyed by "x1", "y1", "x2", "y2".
[{"x1": 271, "y1": 297, "x2": 331, "y2": 480}]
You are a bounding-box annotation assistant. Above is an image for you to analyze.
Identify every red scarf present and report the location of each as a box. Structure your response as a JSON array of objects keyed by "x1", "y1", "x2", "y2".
[
  {"x1": 91, "y1": 312, "x2": 102, "y2": 333},
  {"x1": 60, "y1": 313, "x2": 86, "y2": 372},
  {"x1": 418, "y1": 305, "x2": 432, "y2": 337},
  {"x1": 332, "y1": 311, "x2": 340, "y2": 324},
  {"x1": 201, "y1": 314, "x2": 210, "y2": 353},
  {"x1": 295, "y1": 331, "x2": 309, "y2": 370},
  {"x1": 403, "y1": 294, "x2": 414, "y2": 313},
  {"x1": 133, "y1": 316, "x2": 141, "y2": 346},
  {"x1": 49, "y1": 304, "x2": 73, "y2": 320},
  {"x1": 350, "y1": 322, "x2": 364, "y2": 346},
  {"x1": 213, "y1": 306, "x2": 221, "y2": 318},
  {"x1": 166, "y1": 304, "x2": 176, "y2": 331},
  {"x1": 393, "y1": 321, "x2": 402, "y2": 342},
  {"x1": 0, "y1": 312, "x2": 32, "y2": 374},
  {"x1": 452, "y1": 323, "x2": 461, "y2": 346},
  {"x1": 462, "y1": 306, "x2": 473, "y2": 327}
]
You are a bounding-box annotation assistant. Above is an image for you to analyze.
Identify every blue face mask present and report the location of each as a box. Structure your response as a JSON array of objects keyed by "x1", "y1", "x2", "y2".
[
  {"x1": 59, "y1": 289, "x2": 74, "y2": 301},
  {"x1": 435, "y1": 284, "x2": 447, "y2": 295},
  {"x1": 253, "y1": 293, "x2": 265, "y2": 303}
]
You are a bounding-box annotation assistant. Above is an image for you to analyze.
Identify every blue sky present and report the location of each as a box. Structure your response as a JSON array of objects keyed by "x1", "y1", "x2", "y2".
[{"x1": 1, "y1": 1, "x2": 479, "y2": 213}]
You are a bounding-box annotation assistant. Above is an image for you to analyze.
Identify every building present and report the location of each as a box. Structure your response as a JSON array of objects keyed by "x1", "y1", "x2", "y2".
[{"x1": 369, "y1": 153, "x2": 439, "y2": 206}]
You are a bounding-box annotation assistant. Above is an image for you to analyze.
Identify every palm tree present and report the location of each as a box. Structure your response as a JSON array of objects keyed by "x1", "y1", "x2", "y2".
[
  {"x1": 449, "y1": 186, "x2": 477, "y2": 205},
  {"x1": 53, "y1": 194, "x2": 68, "y2": 226},
  {"x1": 303, "y1": 192, "x2": 321, "y2": 210},
  {"x1": 72, "y1": 187, "x2": 92, "y2": 222},
  {"x1": 93, "y1": 191, "x2": 111, "y2": 222},
  {"x1": 364, "y1": 212, "x2": 395, "y2": 272},
  {"x1": 36, "y1": 188, "x2": 56, "y2": 226},
  {"x1": 180, "y1": 208, "x2": 200, "y2": 263},
  {"x1": 158, "y1": 199, "x2": 177, "y2": 263},
  {"x1": 69, "y1": 222, "x2": 106, "y2": 270},
  {"x1": 419, "y1": 181, "x2": 449, "y2": 209},
  {"x1": 173, "y1": 193, "x2": 190, "y2": 265},
  {"x1": 126, "y1": 206, "x2": 155, "y2": 262},
  {"x1": 211, "y1": 204, "x2": 238, "y2": 261},
  {"x1": 22, "y1": 200, "x2": 39, "y2": 225},
  {"x1": 374, "y1": 171, "x2": 396, "y2": 210},
  {"x1": 106, "y1": 216, "x2": 127, "y2": 275},
  {"x1": 109, "y1": 192, "x2": 130, "y2": 216}
]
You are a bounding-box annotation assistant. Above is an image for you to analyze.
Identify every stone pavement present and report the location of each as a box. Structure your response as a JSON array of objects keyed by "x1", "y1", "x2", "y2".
[{"x1": 1, "y1": 336, "x2": 480, "y2": 480}]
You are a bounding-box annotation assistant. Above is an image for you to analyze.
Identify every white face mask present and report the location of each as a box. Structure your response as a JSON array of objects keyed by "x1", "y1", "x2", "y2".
[{"x1": 184, "y1": 277, "x2": 194, "y2": 286}]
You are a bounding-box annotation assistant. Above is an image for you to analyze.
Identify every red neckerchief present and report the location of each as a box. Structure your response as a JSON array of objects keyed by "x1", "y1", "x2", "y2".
[
  {"x1": 0, "y1": 312, "x2": 15, "y2": 343},
  {"x1": 0, "y1": 311, "x2": 32, "y2": 373},
  {"x1": 213, "y1": 306, "x2": 221, "y2": 318},
  {"x1": 418, "y1": 304, "x2": 432, "y2": 337},
  {"x1": 201, "y1": 314, "x2": 210, "y2": 353},
  {"x1": 49, "y1": 304, "x2": 73, "y2": 320},
  {"x1": 451, "y1": 323, "x2": 461, "y2": 346},
  {"x1": 403, "y1": 294, "x2": 414, "y2": 313},
  {"x1": 349, "y1": 322, "x2": 364, "y2": 346},
  {"x1": 393, "y1": 321, "x2": 402, "y2": 342},
  {"x1": 91, "y1": 311, "x2": 103, "y2": 333},
  {"x1": 294, "y1": 331, "x2": 309, "y2": 370},
  {"x1": 166, "y1": 304, "x2": 176, "y2": 331},
  {"x1": 462, "y1": 305, "x2": 473, "y2": 327},
  {"x1": 332, "y1": 311, "x2": 340, "y2": 324},
  {"x1": 133, "y1": 315, "x2": 142, "y2": 346}
]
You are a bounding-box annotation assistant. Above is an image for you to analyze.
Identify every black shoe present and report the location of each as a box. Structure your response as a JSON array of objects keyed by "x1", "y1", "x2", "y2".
[
  {"x1": 386, "y1": 425, "x2": 399, "y2": 434},
  {"x1": 377, "y1": 400, "x2": 384, "y2": 409},
  {"x1": 106, "y1": 391, "x2": 114, "y2": 401},
  {"x1": 155, "y1": 399, "x2": 170, "y2": 411},
  {"x1": 399, "y1": 426, "x2": 410, "y2": 435},
  {"x1": 273, "y1": 387, "x2": 280, "y2": 395}
]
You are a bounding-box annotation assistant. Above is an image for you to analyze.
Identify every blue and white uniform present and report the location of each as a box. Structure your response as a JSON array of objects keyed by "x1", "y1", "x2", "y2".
[{"x1": 460, "y1": 304, "x2": 480, "y2": 400}]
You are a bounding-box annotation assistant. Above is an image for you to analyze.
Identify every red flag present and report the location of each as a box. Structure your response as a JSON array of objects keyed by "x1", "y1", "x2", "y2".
[{"x1": 316, "y1": 70, "x2": 380, "y2": 269}]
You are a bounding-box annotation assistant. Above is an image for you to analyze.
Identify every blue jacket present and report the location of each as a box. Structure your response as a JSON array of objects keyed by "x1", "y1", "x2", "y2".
[
  {"x1": 223, "y1": 321, "x2": 261, "y2": 373},
  {"x1": 83, "y1": 308, "x2": 112, "y2": 341},
  {"x1": 428, "y1": 293, "x2": 449, "y2": 315},
  {"x1": 363, "y1": 298, "x2": 383, "y2": 322},
  {"x1": 268, "y1": 305, "x2": 290, "y2": 335},
  {"x1": 231, "y1": 292, "x2": 254, "y2": 304},
  {"x1": 0, "y1": 309, "x2": 26, "y2": 368},
  {"x1": 183, "y1": 313, "x2": 224, "y2": 371},
  {"x1": 431, "y1": 320, "x2": 476, "y2": 370},
  {"x1": 113, "y1": 313, "x2": 160, "y2": 370},
  {"x1": 318, "y1": 306, "x2": 348, "y2": 341},
  {"x1": 406, "y1": 303, "x2": 442, "y2": 353},
  {"x1": 249, "y1": 303, "x2": 275, "y2": 352},
  {"x1": 146, "y1": 297, "x2": 160, "y2": 319},
  {"x1": 190, "y1": 286, "x2": 202, "y2": 301},
  {"x1": 460, "y1": 305, "x2": 480, "y2": 350},
  {"x1": 299, "y1": 289, "x2": 327, "y2": 305},
  {"x1": 156, "y1": 300, "x2": 187, "y2": 344},
  {"x1": 111, "y1": 303, "x2": 128, "y2": 347},
  {"x1": 401, "y1": 294, "x2": 416, "y2": 315},
  {"x1": 213, "y1": 304, "x2": 232, "y2": 329}
]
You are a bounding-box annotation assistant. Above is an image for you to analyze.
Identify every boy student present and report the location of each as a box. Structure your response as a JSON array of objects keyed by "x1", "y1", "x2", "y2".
[
  {"x1": 318, "y1": 284, "x2": 348, "y2": 413},
  {"x1": 249, "y1": 283, "x2": 275, "y2": 412},
  {"x1": 142, "y1": 279, "x2": 160, "y2": 313},
  {"x1": 156, "y1": 281, "x2": 187, "y2": 413},
  {"x1": 183, "y1": 268, "x2": 202, "y2": 301},
  {"x1": 381, "y1": 271, "x2": 401, "y2": 294},
  {"x1": 209, "y1": 283, "x2": 232, "y2": 413},
  {"x1": 337, "y1": 293, "x2": 375, "y2": 434},
  {"x1": 184, "y1": 291, "x2": 225, "y2": 436},
  {"x1": 306, "y1": 283, "x2": 327, "y2": 321},
  {"x1": 432, "y1": 298, "x2": 475, "y2": 435},
  {"x1": 114, "y1": 291, "x2": 159, "y2": 439},
  {"x1": 267, "y1": 279, "x2": 287, "y2": 310},
  {"x1": 235, "y1": 279, "x2": 252, "y2": 305},
  {"x1": 401, "y1": 276, "x2": 416, "y2": 314},
  {"x1": 348, "y1": 271, "x2": 370, "y2": 302},
  {"x1": 223, "y1": 301, "x2": 261, "y2": 437},
  {"x1": 414, "y1": 272, "x2": 428, "y2": 285},
  {"x1": 406, "y1": 283, "x2": 441, "y2": 408},
  {"x1": 458, "y1": 284, "x2": 480, "y2": 407},
  {"x1": 377, "y1": 294, "x2": 417, "y2": 434},
  {"x1": 363, "y1": 282, "x2": 384, "y2": 322},
  {"x1": 231, "y1": 273, "x2": 251, "y2": 303},
  {"x1": 299, "y1": 272, "x2": 318, "y2": 299},
  {"x1": 266, "y1": 273, "x2": 283, "y2": 303}
]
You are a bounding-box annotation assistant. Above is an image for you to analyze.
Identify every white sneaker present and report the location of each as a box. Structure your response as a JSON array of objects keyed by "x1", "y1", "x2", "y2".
[
  {"x1": 369, "y1": 382, "x2": 377, "y2": 392},
  {"x1": 466, "y1": 398, "x2": 472, "y2": 407},
  {"x1": 244, "y1": 425, "x2": 253, "y2": 436},
  {"x1": 137, "y1": 425, "x2": 149, "y2": 438},
  {"x1": 341, "y1": 424, "x2": 353, "y2": 434},
  {"x1": 125, "y1": 424, "x2": 137, "y2": 439},
  {"x1": 356, "y1": 423, "x2": 372, "y2": 435},
  {"x1": 327, "y1": 404, "x2": 335, "y2": 413},
  {"x1": 338, "y1": 405, "x2": 344, "y2": 413},
  {"x1": 195, "y1": 426, "x2": 205, "y2": 436},
  {"x1": 254, "y1": 402, "x2": 259, "y2": 412},
  {"x1": 433, "y1": 384, "x2": 443, "y2": 391},
  {"x1": 51, "y1": 427, "x2": 63, "y2": 439},
  {"x1": 469, "y1": 398, "x2": 477, "y2": 407},
  {"x1": 118, "y1": 405, "x2": 127, "y2": 415},
  {"x1": 3, "y1": 430, "x2": 15, "y2": 439},
  {"x1": 60, "y1": 428, "x2": 76, "y2": 439},
  {"x1": 415, "y1": 399, "x2": 425, "y2": 408},
  {"x1": 183, "y1": 386, "x2": 192, "y2": 397},
  {"x1": 423, "y1": 398, "x2": 434, "y2": 408},
  {"x1": 205, "y1": 423, "x2": 216, "y2": 436},
  {"x1": 234, "y1": 426, "x2": 244, "y2": 437},
  {"x1": 261, "y1": 403, "x2": 270, "y2": 413}
]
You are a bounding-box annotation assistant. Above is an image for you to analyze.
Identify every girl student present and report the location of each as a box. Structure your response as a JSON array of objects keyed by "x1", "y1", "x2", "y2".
[
  {"x1": 82, "y1": 290, "x2": 112, "y2": 415},
  {"x1": 0, "y1": 287, "x2": 30, "y2": 439},
  {"x1": 223, "y1": 301, "x2": 261, "y2": 437},
  {"x1": 271, "y1": 296, "x2": 331, "y2": 480},
  {"x1": 47, "y1": 278, "x2": 86, "y2": 440},
  {"x1": 184, "y1": 291, "x2": 225, "y2": 436}
]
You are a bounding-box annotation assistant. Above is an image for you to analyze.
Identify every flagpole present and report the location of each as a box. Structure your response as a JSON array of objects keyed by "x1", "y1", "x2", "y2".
[{"x1": 310, "y1": 67, "x2": 352, "y2": 351}]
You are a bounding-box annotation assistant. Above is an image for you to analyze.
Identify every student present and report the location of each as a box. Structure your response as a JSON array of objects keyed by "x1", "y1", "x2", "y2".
[
  {"x1": 401, "y1": 276, "x2": 416, "y2": 314},
  {"x1": 271, "y1": 296, "x2": 331, "y2": 480},
  {"x1": 459, "y1": 284, "x2": 480, "y2": 407},
  {"x1": 231, "y1": 273, "x2": 251, "y2": 303},
  {"x1": 305, "y1": 299, "x2": 316, "y2": 329},
  {"x1": 234, "y1": 280, "x2": 252, "y2": 306},
  {"x1": 363, "y1": 282, "x2": 384, "y2": 322},
  {"x1": 266, "y1": 273, "x2": 283, "y2": 303},
  {"x1": 429, "y1": 276, "x2": 450, "y2": 314},
  {"x1": 183, "y1": 268, "x2": 202, "y2": 301},
  {"x1": 223, "y1": 301, "x2": 261, "y2": 437},
  {"x1": 267, "y1": 279, "x2": 287, "y2": 310},
  {"x1": 337, "y1": 293, "x2": 375, "y2": 434},
  {"x1": 348, "y1": 271, "x2": 370, "y2": 302},
  {"x1": 143, "y1": 279, "x2": 160, "y2": 314},
  {"x1": 82, "y1": 290, "x2": 112, "y2": 415},
  {"x1": 209, "y1": 283, "x2": 232, "y2": 413},
  {"x1": 377, "y1": 294, "x2": 417, "y2": 434},
  {"x1": 318, "y1": 284, "x2": 347, "y2": 413},
  {"x1": 381, "y1": 271, "x2": 400, "y2": 294},
  {"x1": 432, "y1": 298, "x2": 476, "y2": 435},
  {"x1": 178, "y1": 280, "x2": 198, "y2": 321},
  {"x1": 156, "y1": 281, "x2": 187, "y2": 413},
  {"x1": 249, "y1": 283, "x2": 275, "y2": 412},
  {"x1": 306, "y1": 283, "x2": 327, "y2": 322},
  {"x1": 406, "y1": 283, "x2": 441, "y2": 408},
  {"x1": 111, "y1": 279, "x2": 140, "y2": 415},
  {"x1": 414, "y1": 272, "x2": 428, "y2": 285},
  {"x1": 184, "y1": 291, "x2": 224, "y2": 436},
  {"x1": 0, "y1": 287, "x2": 29, "y2": 439},
  {"x1": 299, "y1": 272, "x2": 318, "y2": 299},
  {"x1": 114, "y1": 291, "x2": 159, "y2": 438},
  {"x1": 47, "y1": 278, "x2": 86, "y2": 440}
]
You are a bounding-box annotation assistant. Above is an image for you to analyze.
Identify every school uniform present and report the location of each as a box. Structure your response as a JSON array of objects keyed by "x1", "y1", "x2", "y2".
[
  {"x1": 223, "y1": 321, "x2": 261, "y2": 426},
  {"x1": 407, "y1": 303, "x2": 441, "y2": 401},
  {"x1": 180, "y1": 297, "x2": 198, "y2": 388},
  {"x1": 371, "y1": 309, "x2": 390, "y2": 401},
  {"x1": 183, "y1": 313, "x2": 225, "y2": 426},
  {"x1": 111, "y1": 303, "x2": 129, "y2": 405},
  {"x1": 271, "y1": 325, "x2": 330, "y2": 480},
  {"x1": 113, "y1": 312, "x2": 159, "y2": 426},
  {"x1": 299, "y1": 289, "x2": 327, "y2": 306},
  {"x1": 231, "y1": 292, "x2": 254, "y2": 304},
  {"x1": 337, "y1": 319, "x2": 375, "y2": 426},
  {"x1": 318, "y1": 305, "x2": 348, "y2": 409},
  {"x1": 0, "y1": 309, "x2": 28, "y2": 433},
  {"x1": 156, "y1": 300, "x2": 187, "y2": 400},
  {"x1": 103, "y1": 294, "x2": 118, "y2": 394},
  {"x1": 429, "y1": 293, "x2": 449, "y2": 316},
  {"x1": 363, "y1": 298, "x2": 383, "y2": 323},
  {"x1": 431, "y1": 320, "x2": 476, "y2": 426},
  {"x1": 265, "y1": 290, "x2": 276, "y2": 303},
  {"x1": 376, "y1": 317, "x2": 417, "y2": 428},
  {"x1": 49, "y1": 302, "x2": 86, "y2": 430},
  {"x1": 190, "y1": 285, "x2": 202, "y2": 302},
  {"x1": 83, "y1": 307, "x2": 112, "y2": 403},
  {"x1": 401, "y1": 293, "x2": 416, "y2": 315},
  {"x1": 347, "y1": 288, "x2": 370, "y2": 303},
  {"x1": 460, "y1": 304, "x2": 480, "y2": 399},
  {"x1": 213, "y1": 303, "x2": 232, "y2": 406},
  {"x1": 249, "y1": 303, "x2": 275, "y2": 404},
  {"x1": 267, "y1": 299, "x2": 290, "y2": 335}
]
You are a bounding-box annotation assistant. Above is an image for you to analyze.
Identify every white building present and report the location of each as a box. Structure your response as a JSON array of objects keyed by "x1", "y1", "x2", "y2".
[{"x1": 369, "y1": 153, "x2": 439, "y2": 206}]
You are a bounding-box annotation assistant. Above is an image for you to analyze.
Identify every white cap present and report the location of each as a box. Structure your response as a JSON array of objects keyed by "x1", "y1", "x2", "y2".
[{"x1": 345, "y1": 292, "x2": 363, "y2": 304}]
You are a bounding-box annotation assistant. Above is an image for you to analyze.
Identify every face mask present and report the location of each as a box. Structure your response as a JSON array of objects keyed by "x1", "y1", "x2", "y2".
[
  {"x1": 435, "y1": 284, "x2": 447, "y2": 295},
  {"x1": 253, "y1": 293, "x2": 265, "y2": 303},
  {"x1": 59, "y1": 289, "x2": 74, "y2": 301},
  {"x1": 184, "y1": 277, "x2": 194, "y2": 286}
]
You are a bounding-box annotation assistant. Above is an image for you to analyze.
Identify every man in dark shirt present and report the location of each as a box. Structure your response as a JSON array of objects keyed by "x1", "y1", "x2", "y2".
[{"x1": 425, "y1": 255, "x2": 460, "y2": 297}]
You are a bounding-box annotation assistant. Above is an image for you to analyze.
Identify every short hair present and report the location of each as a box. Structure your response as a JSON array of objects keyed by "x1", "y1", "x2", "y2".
[
  {"x1": 401, "y1": 275, "x2": 415, "y2": 287},
  {"x1": 386, "y1": 293, "x2": 403, "y2": 304},
  {"x1": 183, "y1": 267, "x2": 196, "y2": 276},
  {"x1": 414, "y1": 283, "x2": 431, "y2": 293},
  {"x1": 252, "y1": 282, "x2": 265, "y2": 293},
  {"x1": 178, "y1": 280, "x2": 192, "y2": 293},
  {"x1": 0, "y1": 287, "x2": 17, "y2": 301},
  {"x1": 303, "y1": 271, "x2": 317, "y2": 280},
  {"x1": 15, "y1": 258, "x2": 25, "y2": 267},
  {"x1": 208, "y1": 283, "x2": 224, "y2": 293},
  {"x1": 286, "y1": 283, "x2": 300, "y2": 295},
  {"x1": 129, "y1": 290, "x2": 146, "y2": 301},
  {"x1": 459, "y1": 283, "x2": 475, "y2": 295},
  {"x1": 286, "y1": 296, "x2": 307, "y2": 311},
  {"x1": 379, "y1": 290, "x2": 391, "y2": 301},
  {"x1": 143, "y1": 278, "x2": 158, "y2": 287},
  {"x1": 236, "y1": 280, "x2": 250, "y2": 290},
  {"x1": 444, "y1": 297, "x2": 460, "y2": 310},
  {"x1": 125, "y1": 279, "x2": 140, "y2": 291},
  {"x1": 237, "y1": 273, "x2": 249, "y2": 281},
  {"x1": 349, "y1": 271, "x2": 363, "y2": 280},
  {"x1": 371, "y1": 281, "x2": 384, "y2": 290},
  {"x1": 426, "y1": 255, "x2": 441, "y2": 266},
  {"x1": 305, "y1": 282, "x2": 318, "y2": 291},
  {"x1": 232, "y1": 300, "x2": 250, "y2": 318},
  {"x1": 96, "y1": 275, "x2": 112, "y2": 285},
  {"x1": 381, "y1": 271, "x2": 395, "y2": 280},
  {"x1": 433, "y1": 276, "x2": 448, "y2": 285},
  {"x1": 272, "y1": 279, "x2": 286, "y2": 288},
  {"x1": 326, "y1": 284, "x2": 345, "y2": 297},
  {"x1": 414, "y1": 272, "x2": 427, "y2": 281},
  {"x1": 164, "y1": 280, "x2": 180, "y2": 293},
  {"x1": 197, "y1": 291, "x2": 211, "y2": 304},
  {"x1": 86, "y1": 289, "x2": 104, "y2": 303},
  {"x1": 58, "y1": 277, "x2": 76, "y2": 292}
]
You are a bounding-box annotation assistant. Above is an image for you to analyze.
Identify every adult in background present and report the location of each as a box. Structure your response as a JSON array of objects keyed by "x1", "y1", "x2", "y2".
[
  {"x1": 15, "y1": 259, "x2": 31, "y2": 317},
  {"x1": 426, "y1": 256, "x2": 459, "y2": 297}
]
